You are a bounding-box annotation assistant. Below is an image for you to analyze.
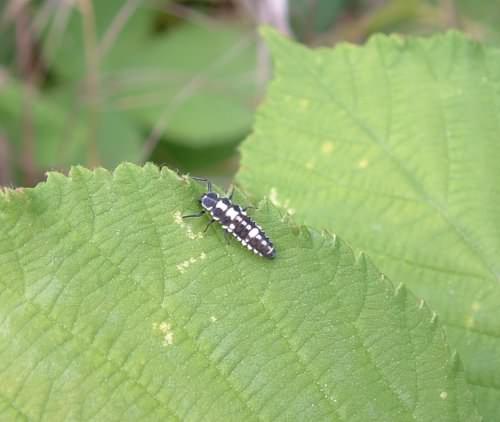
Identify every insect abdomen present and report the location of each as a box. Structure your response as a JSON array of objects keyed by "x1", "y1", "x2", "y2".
[{"x1": 210, "y1": 199, "x2": 275, "y2": 259}]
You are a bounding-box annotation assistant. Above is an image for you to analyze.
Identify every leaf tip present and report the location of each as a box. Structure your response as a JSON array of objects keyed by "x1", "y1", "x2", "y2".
[
  {"x1": 450, "y1": 350, "x2": 463, "y2": 372},
  {"x1": 418, "y1": 298, "x2": 426, "y2": 311},
  {"x1": 68, "y1": 165, "x2": 92, "y2": 179},
  {"x1": 394, "y1": 282, "x2": 406, "y2": 298},
  {"x1": 354, "y1": 250, "x2": 367, "y2": 265},
  {"x1": 114, "y1": 161, "x2": 142, "y2": 177}
]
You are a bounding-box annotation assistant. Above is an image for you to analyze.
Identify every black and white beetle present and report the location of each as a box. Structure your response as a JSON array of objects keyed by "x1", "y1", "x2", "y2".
[{"x1": 183, "y1": 177, "x2": 276, "y2": 259}]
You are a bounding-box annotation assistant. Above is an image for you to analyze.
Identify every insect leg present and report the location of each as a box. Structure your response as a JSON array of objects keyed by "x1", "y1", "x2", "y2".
[
  {"x1": 203, "y1": 219, "x2": 216, "y2": 232},
  {"x1": 182, "y1": 210, "x2": 205, "y2": 219}
]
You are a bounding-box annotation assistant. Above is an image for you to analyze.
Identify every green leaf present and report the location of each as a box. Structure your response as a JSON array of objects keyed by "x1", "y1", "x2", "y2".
[
  {"x1": 238, "y1": 29, "x2": 500, "y2": 420},
  {"x1": 0, "y1": 163, "x2": 478, "y2": 420}
]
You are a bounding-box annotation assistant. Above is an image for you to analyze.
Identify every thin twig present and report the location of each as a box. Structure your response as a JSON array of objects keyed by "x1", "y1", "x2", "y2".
[
  {"x1": 236, "y1": 0, "x2": 291, "y2": 92},
  {"x1": 440, "y1": 0, "x2": 462, "y2": 29},
  {"x1": 32, "y1": 0, "x2": 59, "y2": 35},
  {"x1": 1, "y1": 0, "x2": 28, "y2": 25},
  {"x1": 98, "y1": 0, "x2": 143, "y2": 58},
  {"x1": 78, "y1": 0, "x2": 100, "y2": 167},
  {"x1": 42, "y1": 0, "x2": 75, "y2": 64},
  {"x1": 15, "y1": 1, "x2": 38, "y2": 186},
  {"x1": 0, "y1": 133, "x2": 12, "y2": 187}
]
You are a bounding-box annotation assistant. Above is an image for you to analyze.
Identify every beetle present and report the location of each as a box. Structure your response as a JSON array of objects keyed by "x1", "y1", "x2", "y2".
[{"x1": 183, "y1": 177, "x2": 276, "y2": 259}]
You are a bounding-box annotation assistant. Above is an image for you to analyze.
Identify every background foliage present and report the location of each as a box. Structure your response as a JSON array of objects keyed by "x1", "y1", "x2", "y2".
[{"x1": 2, "y1": 0, "x2": 500, "y2": 187}]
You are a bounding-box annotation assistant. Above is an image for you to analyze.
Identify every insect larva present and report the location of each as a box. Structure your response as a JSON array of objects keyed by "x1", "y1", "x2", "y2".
[{"x1": 183, "y1": 177, "x2": 276, "y2": 259}]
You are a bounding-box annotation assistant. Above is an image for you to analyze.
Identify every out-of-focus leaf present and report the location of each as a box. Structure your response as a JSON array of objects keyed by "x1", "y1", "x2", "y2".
[
  {"x1": 0, "y1": 163, "x2": 479, "y2": 420},
  {"x1": 289, "y1": 0, "x2": 348, "y2": 40},
  {"x1": 41, "y1": 0, "x2": 155, "y2": 79},
  {"x1": 0, "y1": 78, "x2": 142, "y2": 169},
  {"x1": 110, "y1": 24, "x2": 257, "y2": 147},
  {"x1": 238, "y1": 29, "x2": 500, "y2": 421},
  {"x1": 43, "y1": 0, "x2": 257, "y2": 149},
  {"x1": 0, "y1": 78, "x2": 85, "y2": 167},
  {"x1": 457, "y1": 0, "x2": 500, "y2": 44}
]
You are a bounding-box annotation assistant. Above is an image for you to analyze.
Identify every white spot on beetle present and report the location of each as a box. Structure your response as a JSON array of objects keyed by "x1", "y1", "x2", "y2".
[
  {"x1": 248, "y1": 228, "x2": 259, "y2": 238},
  {"x1": 216, "y1": 201, "x2": 228, "y2": 212},
  {"x1": 226, "y1": 208, "x2": 238, "y2": 220}
]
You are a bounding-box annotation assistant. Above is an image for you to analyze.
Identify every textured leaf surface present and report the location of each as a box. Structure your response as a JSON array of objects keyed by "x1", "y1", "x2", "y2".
[
  {"x1": 238, "y1": 29, "x2": 500, "y2": 420},
  {"x1": 0, "y1": 164, "x2": 478, "y2": 421}
]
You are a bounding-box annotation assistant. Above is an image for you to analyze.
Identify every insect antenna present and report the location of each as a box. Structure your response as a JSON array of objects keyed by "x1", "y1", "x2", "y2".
[{"x1": 190, "y1": 176, "x2": 212, "y2": 192}]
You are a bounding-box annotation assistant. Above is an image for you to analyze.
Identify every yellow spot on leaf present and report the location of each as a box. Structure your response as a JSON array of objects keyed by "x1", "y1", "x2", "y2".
[
  {"x1": 358, "y1": 159, "x2": 369, "y2": 169},
  {"x1": 173, "y1": 210, "x2": 183, "y2": 225},
  {"x1": 163, "y1": 332, "x2": 174, "y2": 346},
  {"x1": 210, "y1": 315, "x2": 217, "y2": 323},
  {"x1": 440, "y1": 391, "x2": 448, "y2": 400},
  {"x1": 154, "y1": 321, "x2": 175, "y2": 346},
  {"x1": 176, "y1": 252, "x2": 207, "y2": 274},
  {"x1": 269, "y1": 187, "x2": 279, "y2": 206},
  {"x1": 465, "y1": 315, "x2": 474, "y2": 328},
  {"x1": 268, "y1": 188, "x2": 295, "y2": 216},
  {"x1": 321, "y1": 142, "x2": 334, "y2": 154},
  {"x1": 173, "y1": 210, "x2": 203, "y2": 240},
  {"x1": 305, "y1": 160, "x2": 315, "y2": 170},
  {"x1": 471, "y1": 301, "x2": 480, "y2": 312}
]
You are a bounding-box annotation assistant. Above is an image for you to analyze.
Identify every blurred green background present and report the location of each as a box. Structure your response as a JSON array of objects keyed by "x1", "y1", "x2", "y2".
[{"x1": 0, "y1": 0, "x2": 498, "y2": 188}]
